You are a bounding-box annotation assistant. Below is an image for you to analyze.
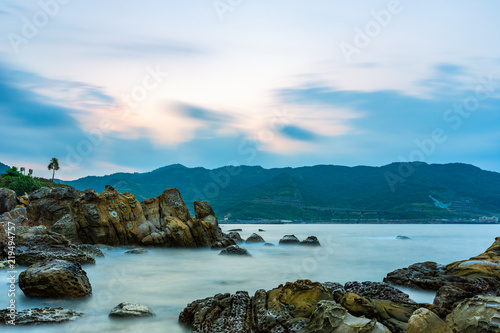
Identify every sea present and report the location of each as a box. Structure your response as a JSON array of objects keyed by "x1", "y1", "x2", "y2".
[{"x1": 1, "y1": 223, "x2": 499, "y2": 332}]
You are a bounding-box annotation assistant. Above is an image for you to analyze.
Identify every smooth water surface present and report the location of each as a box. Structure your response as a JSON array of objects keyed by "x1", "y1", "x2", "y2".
[{"x1": 1, "y1": 224, "x2": 498, "y2": 332}]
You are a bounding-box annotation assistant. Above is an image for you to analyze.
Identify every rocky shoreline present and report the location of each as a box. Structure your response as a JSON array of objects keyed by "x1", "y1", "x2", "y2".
[{"x1": 2, "y1": 186, "x2": 500, "y2": 331}]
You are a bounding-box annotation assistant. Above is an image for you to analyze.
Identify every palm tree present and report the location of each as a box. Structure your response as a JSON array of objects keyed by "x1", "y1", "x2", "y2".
[{"x1": 48, "y1": 157, "x2": 60, "y2": 182}]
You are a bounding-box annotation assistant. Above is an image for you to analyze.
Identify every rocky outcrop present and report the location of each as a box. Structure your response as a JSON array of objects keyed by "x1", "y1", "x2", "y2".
[
  {"x1": 109, "y1": 302, "x2": 155, "y2": 318},
  {"x1": 0, "y1": 307, "x2": 85, "y2": 325},
  {"x1": 219, "y1": 245, "x2": 251, "y2": 256},
  {"x1": 19, "y1": 259, "x2": 92, "y2": 298},
  {"x1": 0, "y1": 188, "x2": 17, "y2": 214},
  {"x1": 407, "y1": 308, "x2": 452, "y2": 333},
  {"x1": 279, "y1": 234, "x2": 300, "y2": 244},
  {"x1": 12, "y1": 226, "x2": 95, "y2": 265},
  {"x1": 25, "y1": 186, "x2": 225, "y2": 248},
  {"x1": 246, "y1": 233, "x2": 265, "y2": 243},
  {"x1": 385, "y1": 238, "x2": 500, "y2": 310},
  {"x1": 446, "y1": 296, "x2": 500, "y2": 332},
  {"x1": 446, "y1": 236, "x2": 500, "y2": 279},
  {"x1": 179, "y1": 280, "x2": 405, "y2": 333}
]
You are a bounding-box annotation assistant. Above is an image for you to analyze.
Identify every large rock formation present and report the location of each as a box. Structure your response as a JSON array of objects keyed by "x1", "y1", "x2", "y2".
[
  {"x1": 446, "y1": 296, "x2": 500, "y2": 332},
  {"x1": 179, "y1": 280, "x2": 445, "y2": 333},
  {"x1": 19, "y1": 259, "x2": 92, "y2": 298},
  {"x1": 25, "y1": 186, "x2": 225, "y2": 247}
]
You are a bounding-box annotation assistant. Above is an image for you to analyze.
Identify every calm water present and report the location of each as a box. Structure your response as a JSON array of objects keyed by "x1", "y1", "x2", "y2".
[{"x1": 1, "y1": 224, "x2": 499, "y2": 332}]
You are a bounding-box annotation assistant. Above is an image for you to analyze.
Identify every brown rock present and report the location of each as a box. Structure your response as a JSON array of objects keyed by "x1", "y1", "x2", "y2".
[
  {"x1": 19, "y1": 259, "x2": 92, "y2": 298},
  {"x1": 0, "y1": 188, "x2": 17, "y2": 215},
  {"x1": 407, "y1": 308, "x2": 452, "y2": 333}
]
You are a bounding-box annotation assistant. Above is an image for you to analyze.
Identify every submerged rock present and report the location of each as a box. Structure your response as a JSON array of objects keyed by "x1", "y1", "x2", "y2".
[
  {"x1": 19, "y1": 259, "x2": 92, "y2": 298},
  {"x1": 219, "y1": 245, "x2": 251, "y2": 256},
  {"x1": 279, "y1": 234, "x2": 300, "y2": 244},
  {"x1": 396, "y1": 235, "x2": 411, "y2": 240},
  {"x1": 109, "y1": 302, "x2": 155, "y2": 318},
  {"x1": 300, "y1": 236, "x2": 321, "y2": 246},
  {"x1": 0, "y1": 307, "x2": 85, "y2": 325},
  {"x1": 78, "y1": 244, "x2": 105, "y2": 258},
  {"x1": 125, "y1": 248, "x2": 148, "y2": 254},
  {"x1": 246, "y1": 233, "x2": 265, "y2": 243}
]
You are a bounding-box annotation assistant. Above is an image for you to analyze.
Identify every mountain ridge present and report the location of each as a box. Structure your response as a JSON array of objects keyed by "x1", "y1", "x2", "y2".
[{"x1": 60, "y1": 162, "x2": 500, "y2": 220}]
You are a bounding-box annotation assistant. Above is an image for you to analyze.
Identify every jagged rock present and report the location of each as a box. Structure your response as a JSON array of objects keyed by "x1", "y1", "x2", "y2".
[
  {"x1": 12, "y1": 226, "x2": 95, "y2": 265},
  {"x1": 344, "y1": 281, "x2": 414, "y2": 303},
  {"x1": 446, "y1": 296, "x2": 500, "y2": 332},
  {"x1": 18, "y1": 193, "x2": 29, "y2": 206},
  {"x1": 227, "y1": 231, "x2": 243, "y2": 243},
  {"x1": 407, "y1": 308, "x2": 452, "y2": 333},
  {"x1": 109, "y1": 302, "x2": 155, "y2": 318},
  {"x1": 49, "y1": 214, "x2": 79, "y2": 244},
  {"x1": 0, "y1": 307, "x2": 85, "y2": 325},
  {"x1": 19, "y1": 259, "x2": 92, "y2": 298},
  {"x1": 301, "y1": 300, "x2": 390, "y2": 333},
  {"x1": 396, "y1": 235, "x2": 411, "y2": 240},
  {"x1": 279, "y1": 234, "x2": 300, "y2": 244},
  {"x1": 180, "y1": 291, "x2": 252, "y2": 332},
  {"x1": 125, "y1": 248, "x2": 148, "y2": 254},
  {"x1": 0, "y1": 188, "x2": 17, "y2": 215},
  {"x1": 300, "y1": 236, "x2": 321, "y2": 246},
  {"x1": 219, "y1": 245, "x2": 251, "y2": 256},
  {"x1": 246, "y1": 233, "x2": 265, "y2": 243},
  {"x1": 78, "y1": 244, "x2": 104, "y2": 258},
  {"x1": 26, "y1": 186, "x2": 225, "y2": 248},
  {"x1": 0, "y1": 207, "x2": 27, "y2": 222}
]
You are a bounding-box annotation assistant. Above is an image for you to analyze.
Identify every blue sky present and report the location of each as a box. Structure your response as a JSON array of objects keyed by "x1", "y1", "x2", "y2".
[{"x1": 0, "y1": 0, "x2": 499, "y2": 179}]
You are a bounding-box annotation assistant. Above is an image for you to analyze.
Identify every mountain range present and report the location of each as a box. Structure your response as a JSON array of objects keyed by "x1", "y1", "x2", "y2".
[{"x1": 61, "y1": 162, "x2": 500, "y2": 221}]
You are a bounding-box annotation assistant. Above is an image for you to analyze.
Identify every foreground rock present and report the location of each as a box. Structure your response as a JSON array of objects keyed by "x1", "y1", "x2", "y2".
[
  {"x1": 407, "y1": 308, "x2": 452, "y2": 333},
  {"x1": 19, "y1": 259, "x2": 92, "y2": 298},
  {"x1": 180, "y1": 280, "x2": 434, "y2": 332},
  {"x1": 446, "y1": 296, "x2": 500, "y2": 332},
  {"x1": 219, "y1": 245, "x2": 251, "y2": 256},
  {"x1": 109, "y1": 302, "x2": 155, "y2": 318},
  {"x1": 26, "y1": 186, "x2": 225, "y2": 247},
  {"x1": 0, "y1": 307, "x2": 85, "y2": 325},
  {"x1": 246, "y1": 233, "x2": 265, "y2": 243},
  {"x1": 279, "y1": 234, "x2": 300, "y2": 244},
  {"x1": 344, "y1": 281, "x2": 414, "y2": 303},
  {"x1": 0, "y1": 188, "x2": 17, "y2": 215},
  {"x1": 12, "y1": 227, "x2": 95, "y2": 265},
  {"x1": 227, "y1": 231, "x2": 243, "y2": 243}
]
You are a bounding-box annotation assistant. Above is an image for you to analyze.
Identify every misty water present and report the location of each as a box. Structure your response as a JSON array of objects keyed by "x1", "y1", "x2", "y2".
[{"x1": 1, "y1": 223, "x2": 499, "y2": 332}]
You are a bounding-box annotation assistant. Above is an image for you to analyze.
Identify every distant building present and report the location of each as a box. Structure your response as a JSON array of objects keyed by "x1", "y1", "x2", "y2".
[{"x1": 479, "y1": 216, "x2": 499, "y2": 223}]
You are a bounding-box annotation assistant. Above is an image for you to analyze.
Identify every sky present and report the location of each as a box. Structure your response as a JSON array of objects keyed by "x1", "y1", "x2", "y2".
[{"x1": 0, "y1": 0, "x2": 499, "y2": 180}]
